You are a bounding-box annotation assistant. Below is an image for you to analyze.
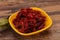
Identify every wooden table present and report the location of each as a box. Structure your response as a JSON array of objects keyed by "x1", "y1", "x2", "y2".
[{"x1": 0, "y1": 0, "x2": 60, "y2": 40}]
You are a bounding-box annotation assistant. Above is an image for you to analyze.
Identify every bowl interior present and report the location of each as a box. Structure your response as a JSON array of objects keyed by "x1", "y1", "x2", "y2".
[{"x1": 9, "y1": 7, "x2": 52, "y2": 36}]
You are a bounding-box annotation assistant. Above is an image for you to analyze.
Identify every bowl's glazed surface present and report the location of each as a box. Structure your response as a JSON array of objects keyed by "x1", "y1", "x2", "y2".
[{"x1": 9, "y1": 7, "x2": 52, "y2": 36}]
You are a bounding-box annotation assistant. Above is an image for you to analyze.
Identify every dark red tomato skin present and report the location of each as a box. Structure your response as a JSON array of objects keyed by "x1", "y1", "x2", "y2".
[{"x1": 13, "y1": 8, "x2": 46, "y2": 33}]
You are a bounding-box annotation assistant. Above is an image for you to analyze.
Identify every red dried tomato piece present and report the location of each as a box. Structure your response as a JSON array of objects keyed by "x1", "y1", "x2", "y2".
[{"x1": 13, "y1": 8, "x2": 46, "y2": 33}]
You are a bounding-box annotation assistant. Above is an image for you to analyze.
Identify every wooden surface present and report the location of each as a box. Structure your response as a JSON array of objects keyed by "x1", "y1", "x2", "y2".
[{"x1": 0, "y1": 0, "x2": 60, "y2": 40}]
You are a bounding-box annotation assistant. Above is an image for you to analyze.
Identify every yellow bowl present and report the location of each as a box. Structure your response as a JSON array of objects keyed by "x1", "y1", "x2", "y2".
[{"x1": 9, "y1": 7, "x2": 52, "y2": 36}]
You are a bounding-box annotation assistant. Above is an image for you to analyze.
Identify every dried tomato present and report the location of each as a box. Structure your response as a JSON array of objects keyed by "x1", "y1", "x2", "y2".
[{"x1": 13, "y1": 8, "x2": 46, "y2": 33}]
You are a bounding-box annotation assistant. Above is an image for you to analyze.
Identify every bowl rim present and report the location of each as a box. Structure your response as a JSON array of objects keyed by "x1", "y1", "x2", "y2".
[{"x1": 9, "y1": 7, "x2": 52, "y2": 36}]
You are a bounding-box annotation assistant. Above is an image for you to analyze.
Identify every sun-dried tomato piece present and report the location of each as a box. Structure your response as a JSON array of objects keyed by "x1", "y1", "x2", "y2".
[{"x1": 13, "y1": 8, "x2": 46, "y2": 33}]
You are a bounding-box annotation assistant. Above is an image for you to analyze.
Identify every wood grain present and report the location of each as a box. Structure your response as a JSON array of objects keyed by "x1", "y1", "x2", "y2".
[{"x1": 0, "y1": 0, "x2": 60, "y2": 40}]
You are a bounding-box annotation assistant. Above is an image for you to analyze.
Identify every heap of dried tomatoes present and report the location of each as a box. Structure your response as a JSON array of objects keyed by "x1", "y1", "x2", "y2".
[{"x1": 13, "y1": 8, "x2": 46, "y2": 33}]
